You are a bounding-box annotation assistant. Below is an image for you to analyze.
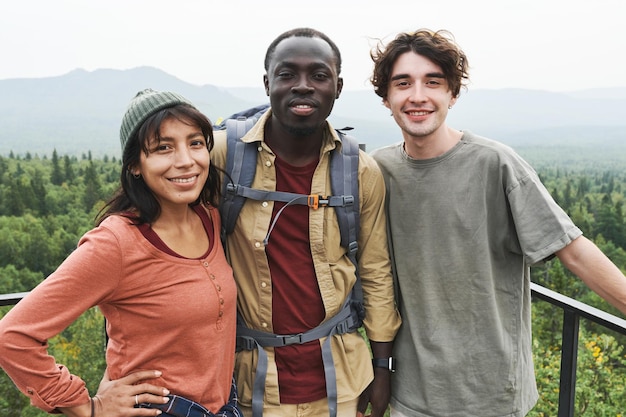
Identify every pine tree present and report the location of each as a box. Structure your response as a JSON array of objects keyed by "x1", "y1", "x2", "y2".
[
  {"x1": 50, "y1": 149, "x2": 64, "y2": 185},
  {"x1": 63, "y1": 155, "x2": 75, "y2": 185},
  {"x1": 83, "y1": 160, "x2": 101, "y2": 211}
]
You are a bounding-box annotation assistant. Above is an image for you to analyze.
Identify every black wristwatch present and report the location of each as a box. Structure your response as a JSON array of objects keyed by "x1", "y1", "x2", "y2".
[{"x1": 372, "y1": 357, "x2": 396, "y2": 372}]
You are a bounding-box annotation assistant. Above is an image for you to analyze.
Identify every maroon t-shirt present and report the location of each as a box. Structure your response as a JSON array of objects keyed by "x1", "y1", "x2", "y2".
[
  {"x1": 137, "y1": 204, "x2": 214, "y2": 259},
  {"x1": 266, "y1": 155, "x2": 326, "y2": 403}
]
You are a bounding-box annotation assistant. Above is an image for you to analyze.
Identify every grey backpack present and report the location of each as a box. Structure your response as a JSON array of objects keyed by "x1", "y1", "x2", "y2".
[{"x1": 217, "y1": 106, "x2": 364, "y2": 417}]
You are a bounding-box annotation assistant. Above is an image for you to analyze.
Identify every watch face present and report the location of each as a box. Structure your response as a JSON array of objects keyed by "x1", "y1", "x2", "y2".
[
  {"x1": 389, "y1": 357, "x2": 396, "y2": 372},
  {"x1": 373, "y1": 357, "x2": 396, "y2": 372}
]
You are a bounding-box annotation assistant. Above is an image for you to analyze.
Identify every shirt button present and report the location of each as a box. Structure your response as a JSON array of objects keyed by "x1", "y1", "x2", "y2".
[
  {"x1": 219, "y1": 310, "x2": 224, "y2": 317},
  {"x1": 265, "y1": 160, "x2": 271, "y2": 167},
  {"x1": 257, "y1": 146, "x2": 263, "y2": 152},
  {"x1": 261, "y1": 322, "x2": 268, "y2": 328},
  {"x1": 261, "y1": 282, "x2": 267, "y2": 288},
  {"x1": 203, "y1": 261, "x2": 209, "y2": 267},
  {"x1": 255, "y1": 242, "x2": 261, "y2": 248},
  {"x1": 262, "y1": 201, "x2": 268, "y2": 208}
]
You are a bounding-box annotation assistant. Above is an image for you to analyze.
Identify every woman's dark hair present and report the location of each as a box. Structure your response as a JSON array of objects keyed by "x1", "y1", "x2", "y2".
[
  {"x1": 371, "y1": 29, "x2": 469, "y2": 99},
  {"x1": 97, "y1": 104, "x2": 221, "y2": 225}
]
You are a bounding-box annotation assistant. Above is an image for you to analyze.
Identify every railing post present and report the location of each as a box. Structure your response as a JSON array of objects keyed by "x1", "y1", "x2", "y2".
[{"x1": 558, "y1": 309, "x2": 579, "y2": 417}]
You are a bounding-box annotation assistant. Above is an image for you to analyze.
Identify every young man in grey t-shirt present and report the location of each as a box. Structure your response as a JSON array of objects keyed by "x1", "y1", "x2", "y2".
[{"x1": 368, "y1": 29, "x2": 626, "y2": 417}]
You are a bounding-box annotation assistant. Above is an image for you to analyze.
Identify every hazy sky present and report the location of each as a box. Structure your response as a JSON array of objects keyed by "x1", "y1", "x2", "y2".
[{"x1": 2, "y1": 0, "x2": 625, "y2": 92}]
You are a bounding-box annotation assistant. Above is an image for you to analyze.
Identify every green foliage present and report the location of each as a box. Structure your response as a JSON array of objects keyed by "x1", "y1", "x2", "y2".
[
  {"x1": 0, "y1": 265, "x2": 43, "y2": 293},
  {"x1": 530, "y1": 327, "x2": 626, "y2": 416},
  {"x1": 0, "y1": 155, "x2": 117, "y2": 280},
  {"x1": 0, "y1": 153, "x2": 115, "y2": 415}
]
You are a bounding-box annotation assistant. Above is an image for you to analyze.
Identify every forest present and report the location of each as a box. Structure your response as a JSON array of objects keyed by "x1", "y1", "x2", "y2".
[{"x1": 0, "y1": 148, "x2": 625, "y2": 416}]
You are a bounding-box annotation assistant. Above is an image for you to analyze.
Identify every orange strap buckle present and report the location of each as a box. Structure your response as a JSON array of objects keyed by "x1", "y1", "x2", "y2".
[
  {"x1": 307, "y1": 195, "x2": 320, "y2": 209},
  {"x1": 307, "y1": 195, "x2": 330, "y2": 209}
]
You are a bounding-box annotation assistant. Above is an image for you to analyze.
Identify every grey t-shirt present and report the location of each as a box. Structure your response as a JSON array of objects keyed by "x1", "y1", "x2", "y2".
[{"x1": 372, "y1": 131, "x2": 582, "y2": 417}]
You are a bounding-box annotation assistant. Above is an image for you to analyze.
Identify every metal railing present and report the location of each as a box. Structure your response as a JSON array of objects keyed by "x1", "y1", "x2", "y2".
[
  {"x1": 2, "y1": 285, "x2": 626, "y2": 416},
  {"x1": 0, "y1": 292, "x2": 29, "y2": 307},
  {"x1": 530, "y1": 282, "x2": 626, "y2": 417}
]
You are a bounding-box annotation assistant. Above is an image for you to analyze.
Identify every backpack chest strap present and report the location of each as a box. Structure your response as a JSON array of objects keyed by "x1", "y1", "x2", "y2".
[{"x1": 225, "y1": 184, "x2": 354, "y2": 209}]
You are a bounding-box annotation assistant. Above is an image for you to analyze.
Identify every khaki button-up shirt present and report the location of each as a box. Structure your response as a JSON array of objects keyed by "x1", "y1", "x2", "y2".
[{"x1": 211, "y1": 110, "x2": 401, "y2": 406}]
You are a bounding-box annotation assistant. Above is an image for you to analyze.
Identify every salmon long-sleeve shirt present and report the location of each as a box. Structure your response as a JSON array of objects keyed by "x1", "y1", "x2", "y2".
[{"x1": 0, "y1": 205, "x2": 236, "y2": 413}]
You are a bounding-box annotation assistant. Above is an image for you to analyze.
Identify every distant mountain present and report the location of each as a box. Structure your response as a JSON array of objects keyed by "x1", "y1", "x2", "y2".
[
  {"x1": 0, "y1": 67, "x2": 262, "y2": 157},
  {"x1": 1, "y1": 67, "x2": 624, "y2": 159}
]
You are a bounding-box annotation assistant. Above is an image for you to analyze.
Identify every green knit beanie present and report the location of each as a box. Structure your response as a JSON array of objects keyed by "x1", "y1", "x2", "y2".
[{"x1": 119, "y1": 88, "x2": 194, "y2": 152}]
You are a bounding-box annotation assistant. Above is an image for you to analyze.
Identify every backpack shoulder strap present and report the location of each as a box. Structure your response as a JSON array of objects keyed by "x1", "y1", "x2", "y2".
[
  {"x1": 330, "y1": 131, "x2": 363, "y2": 314},
  {"x1": 220, "y1": 117, "x2": 258, "y2": 241},
  {"x1": 331, "y1": 131, "x2": 360, "y2": 259}
]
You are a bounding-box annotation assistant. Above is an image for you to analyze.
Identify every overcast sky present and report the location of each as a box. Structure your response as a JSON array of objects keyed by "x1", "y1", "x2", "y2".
[{"x1": 2, "y1": 0, "x2": 625, "y2": 92}]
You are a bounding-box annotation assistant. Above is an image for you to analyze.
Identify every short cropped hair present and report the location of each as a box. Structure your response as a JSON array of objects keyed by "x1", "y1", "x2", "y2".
[{"x1": 264, "y1": 27, "x2": 342, "y2": 75}]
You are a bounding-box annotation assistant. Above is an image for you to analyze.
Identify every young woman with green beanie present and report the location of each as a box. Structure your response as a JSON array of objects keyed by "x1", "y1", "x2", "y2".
[{"x1": 0, "y1": 89, "x2": 241, "y2": 417}]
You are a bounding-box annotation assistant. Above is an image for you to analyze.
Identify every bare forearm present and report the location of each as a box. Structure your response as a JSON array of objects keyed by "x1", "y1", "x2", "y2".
[
  {"x1": 557, "y1": 236, "x2": 626, "y2": 315},
  {"x1": 369, "y1": 340, "x2": 393, "y2": 359},
  {"x1": 58, "y1": 399, "x2": 91, "y2": 417}
]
